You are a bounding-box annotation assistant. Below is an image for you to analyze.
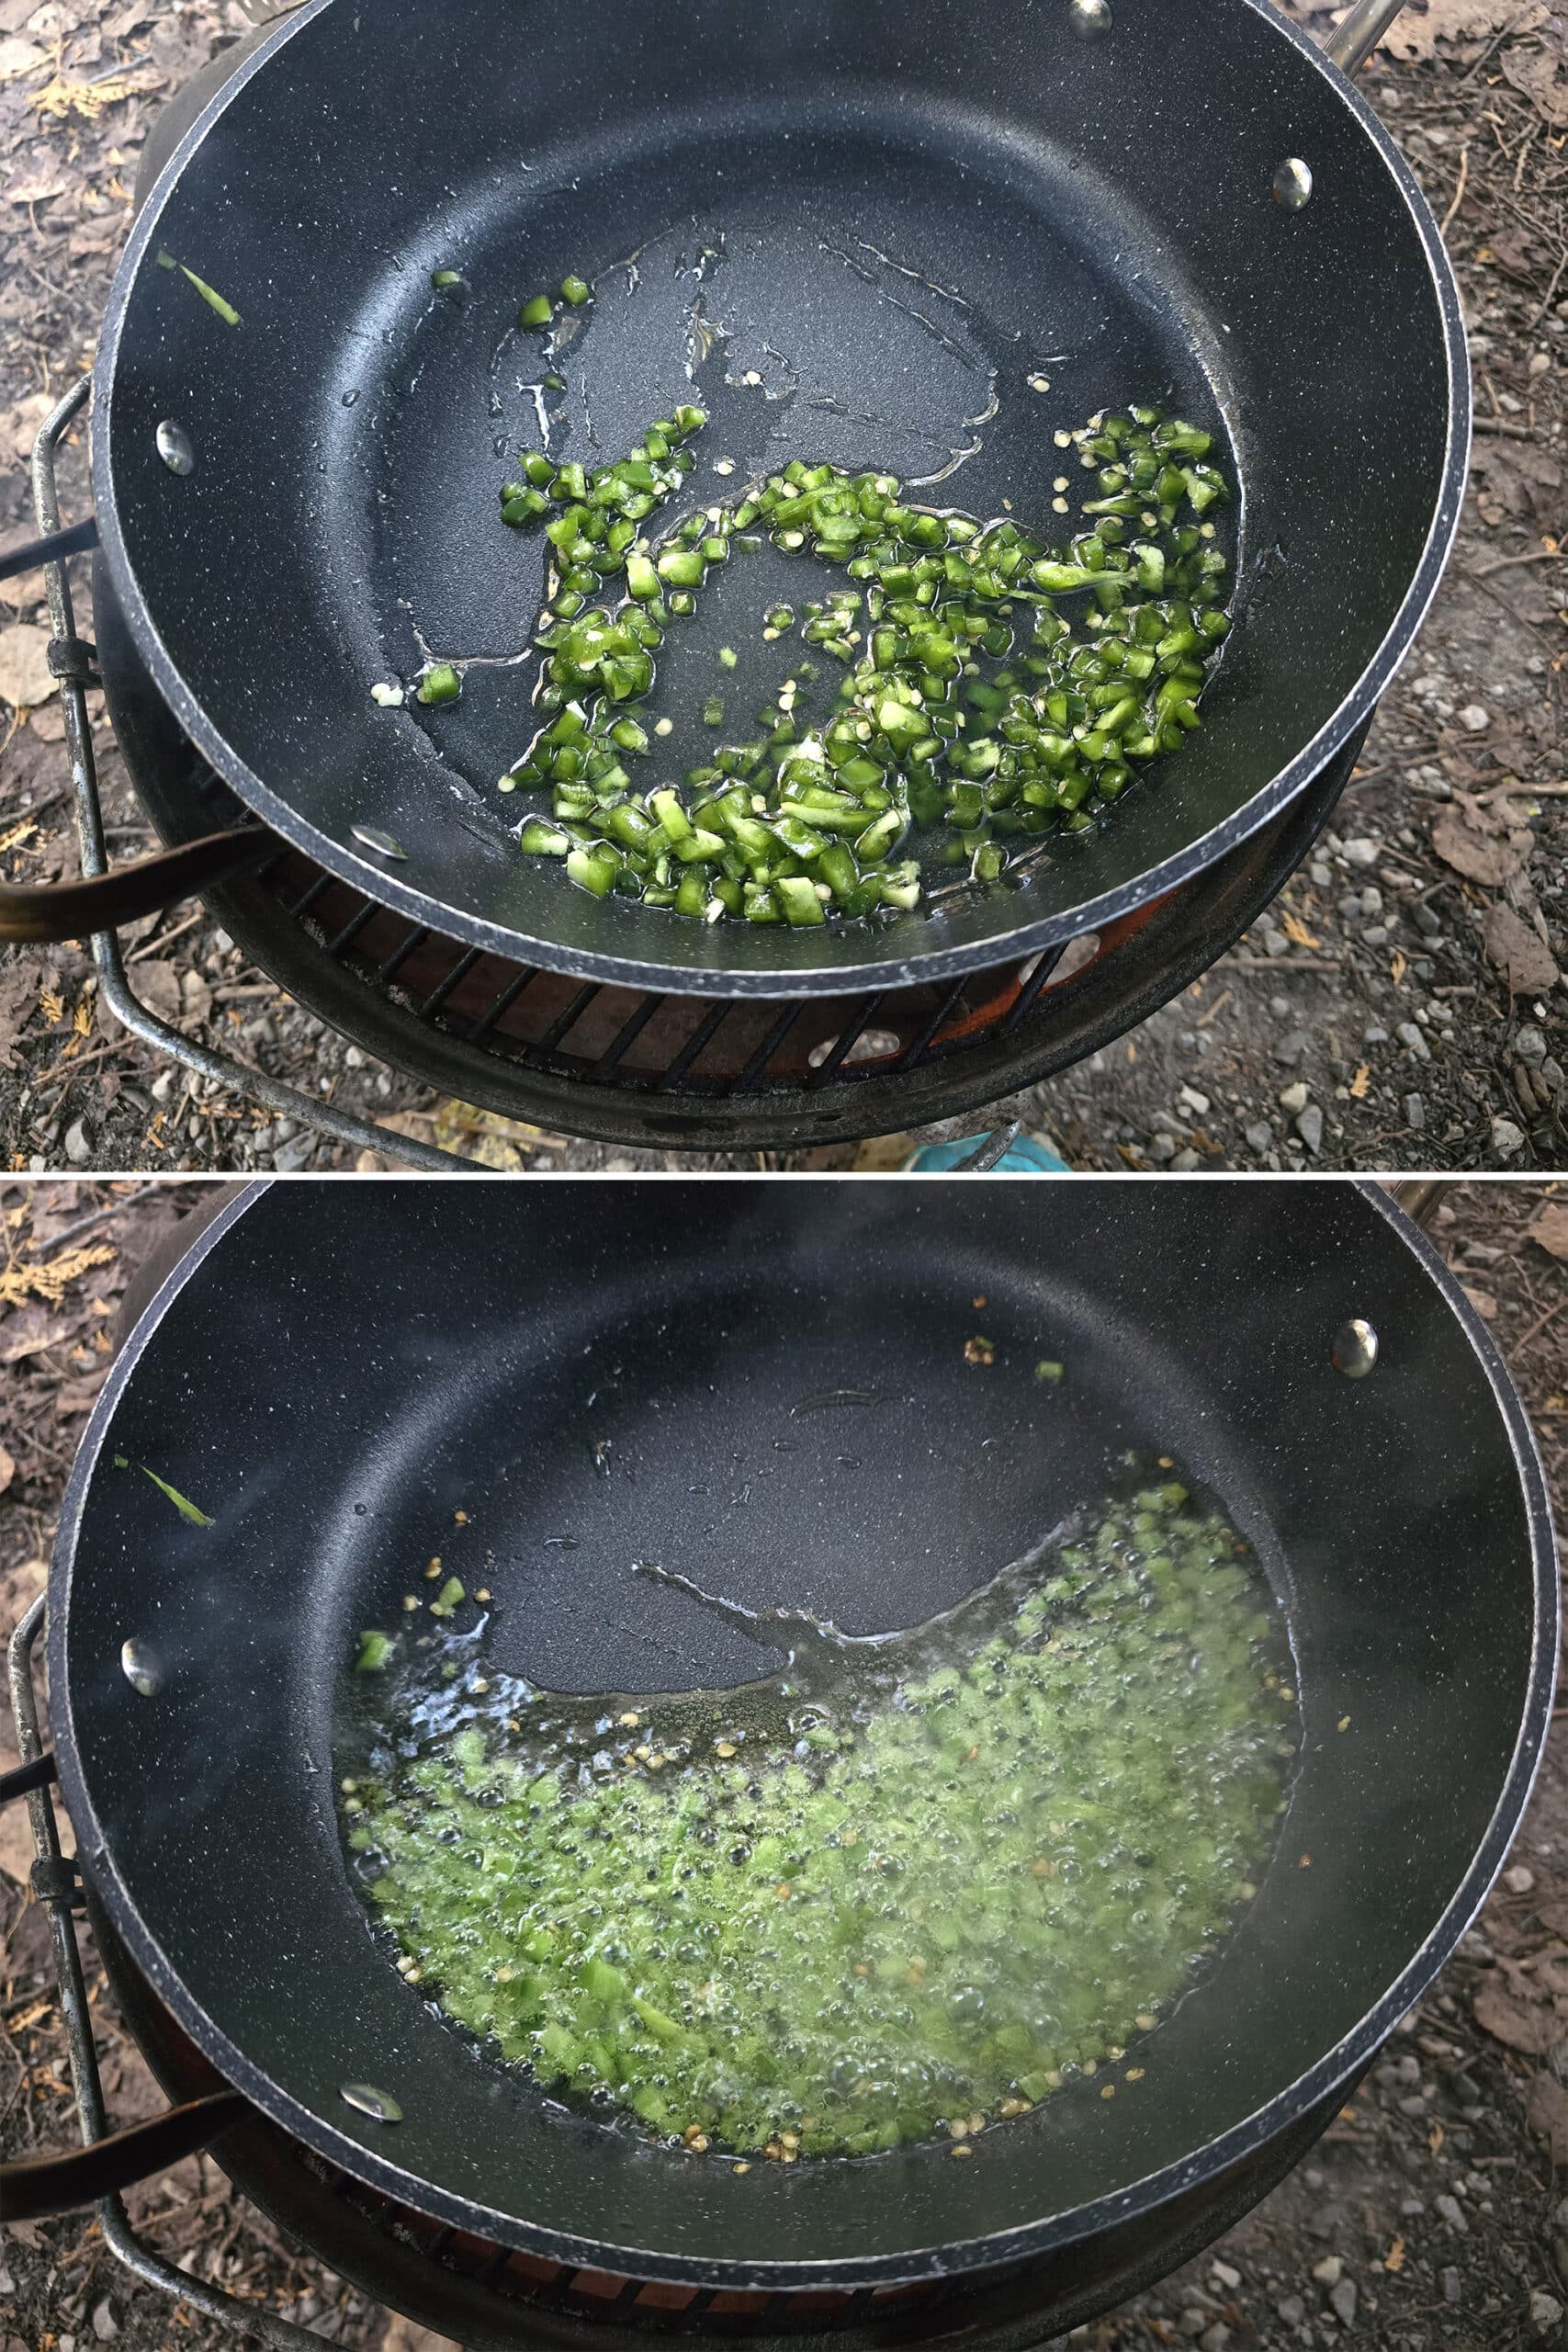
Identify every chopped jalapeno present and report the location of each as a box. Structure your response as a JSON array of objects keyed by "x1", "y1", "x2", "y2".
[
  {"x1": 417, "y1": 663, "x2": 461, "y2": 707},
  {"x1": 487, "y1": 401, "x2": 1232, "y2": 922},
  {"x1": 342, "y1": 1477, "x2": 1293, "y2": 2163}
]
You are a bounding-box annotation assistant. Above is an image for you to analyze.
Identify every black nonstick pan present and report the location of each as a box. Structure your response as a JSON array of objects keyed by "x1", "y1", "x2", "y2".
[
  {"x1": 4, "y1": 0, "x2": 1466, "y2": 994},
  {"x1": 10, "y1": 1179, "x2": 1554, "y2": 2306}
]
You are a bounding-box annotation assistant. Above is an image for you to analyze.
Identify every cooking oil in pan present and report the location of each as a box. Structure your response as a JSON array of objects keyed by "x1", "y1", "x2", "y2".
[{"x1": 336, "y1": 1479, "x2": 1296, "y2": 2161}]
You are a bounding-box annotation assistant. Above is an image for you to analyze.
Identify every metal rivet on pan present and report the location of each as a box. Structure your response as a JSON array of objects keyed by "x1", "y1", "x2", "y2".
[
  {"x1": 1273, "y1": 159, "x2": 1314, "y2": 211},
  {"x1": 1068, "y1": 0, "x2": 1112, "y2": 32},
  {"x1": 341, "y1": 2082, "x2": 402, "y2": 2123},
  {"x1": 120, "y1": 1639, "x2": 164, "y2": 1697},
  {"x1": 1332, "y1": 1318, "x2": 1379, "y2": 1380},
  {"x1": 350, "y1": 824, "x2": 408, "y2": 862},
  {"x1": 155, "y1": 421, "x2": 195, "y2": 476}
]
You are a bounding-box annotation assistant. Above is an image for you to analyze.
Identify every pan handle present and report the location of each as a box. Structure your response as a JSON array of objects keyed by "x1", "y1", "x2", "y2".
[
  {"x1": 3, "y1": 405, "x2": 276, "y2": 943},
  {"x1": 0, "y1": 516, "x2": 99, "y2": 585},
  {"x1": 0, "y1": 827, "x2": 275, "y2": 946},
  {"x1": 0, "y1": 1749, "x2": 58, "y2": 1805},
  {"x1": 0, "y1": 2087, "x2": 251, "y2": 2222},
  {"x1": 1325, "y1": 0, "x2": 1411, "y2": 76}
]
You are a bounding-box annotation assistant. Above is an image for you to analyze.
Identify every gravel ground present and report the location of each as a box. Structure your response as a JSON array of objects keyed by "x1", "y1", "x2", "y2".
[
  {"x1": 1, "y1": 1176, "x2": 1565, "y2": 2352},
  {"x1": 0, "y1": 5, "x2": 1562, "y2": 1173}
]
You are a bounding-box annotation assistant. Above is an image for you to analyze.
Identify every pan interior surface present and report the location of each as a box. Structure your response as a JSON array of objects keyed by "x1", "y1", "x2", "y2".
[
  {"x1": 52, "y1": 1185, "x2": 1544, "y2": 2279},
  {"x1": 344, "y1": 124, "x2": 1235, "y2": 859},
  {"x1": 97, "y1": 0, "x2": 1461, "y2": 988}
]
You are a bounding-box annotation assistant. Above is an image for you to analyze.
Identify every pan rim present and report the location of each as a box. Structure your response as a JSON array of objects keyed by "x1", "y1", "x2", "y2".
[
  {"x1": 89, "y1": 0, "x2": 1471, "y2": 1001},
  {"x1": 47, "y1": 1179, "x2": 1559, "y2": 2288}
]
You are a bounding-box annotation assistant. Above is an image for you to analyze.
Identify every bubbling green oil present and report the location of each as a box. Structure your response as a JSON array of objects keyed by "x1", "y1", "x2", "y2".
[{"x1": 338, "y1": 1479, "x2": 1297, "y2": 2161}]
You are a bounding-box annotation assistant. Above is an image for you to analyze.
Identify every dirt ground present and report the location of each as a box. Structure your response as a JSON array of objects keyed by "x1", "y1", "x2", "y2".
[
  {"x1": 0, "y1": 1176, "x2": 1563, "y2": 2352},
  {"x1": 0, "y1": 3, "x2": 1563, "y2": 1174}
]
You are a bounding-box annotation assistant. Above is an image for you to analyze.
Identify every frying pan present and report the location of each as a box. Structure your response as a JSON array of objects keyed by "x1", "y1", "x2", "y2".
[
  {"x1": 3, "y1": 0, "x2": 1466, "y2": 994},
  {"x1": 9, "y1": 1178, "x2": 1555, "y2": 2303}
]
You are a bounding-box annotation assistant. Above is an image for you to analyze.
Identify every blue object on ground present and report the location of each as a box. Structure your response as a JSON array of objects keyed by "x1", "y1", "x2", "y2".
[{"x1": 905, "y1": 1132, "x2": 1070, "y2": 1173}]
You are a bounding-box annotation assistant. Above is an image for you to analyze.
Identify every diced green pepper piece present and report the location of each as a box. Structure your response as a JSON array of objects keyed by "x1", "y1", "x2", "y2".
[
  {"x1": 417, "y1": 664, "x2": 461, "y2": 707},
  {"x1": 775, "y1": 875, "x2": 828, "y2": 926},
  {"x1": 567, "y1": 846, "x2": 620, "y2": 897},
  {"x1": 1031, "y1": 562, "x2": 1096, "y2": 594},
  {"x1": 657, "y1": 548, "x2": 705, "y2": 588},
  {"x1": 502, "y1": 488, "x2": 550, "y2": 526},
  {"x1": 519, "y1": 820, "x2": 570, "y2": 855}
]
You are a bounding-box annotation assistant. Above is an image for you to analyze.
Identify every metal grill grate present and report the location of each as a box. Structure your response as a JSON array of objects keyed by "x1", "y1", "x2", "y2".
[
  {"x1": 209, "y1": 767, "x2": 1348, "y2": 1153},
  {"x1": 310, "y1": 2164, "x2": 961, "y2": 2339},
  {"x1": 259, "y1": 839, "x2": 1099, "y2": 1107}
]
